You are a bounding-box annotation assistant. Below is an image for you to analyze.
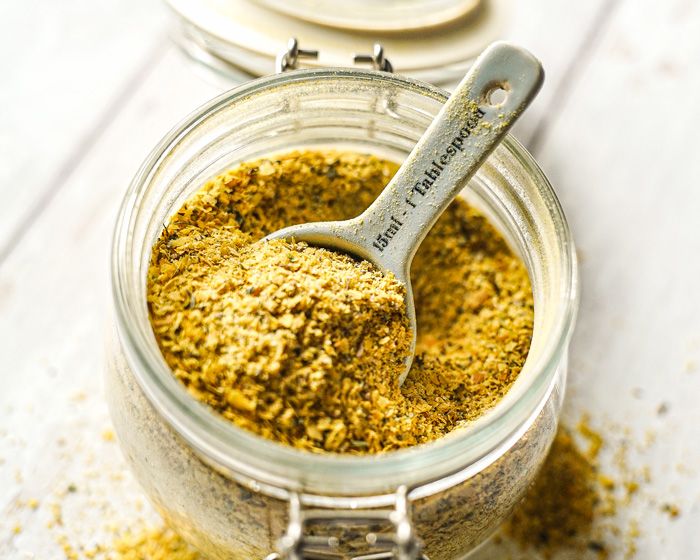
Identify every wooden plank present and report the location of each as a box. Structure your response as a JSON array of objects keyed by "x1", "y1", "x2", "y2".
[
  {"x1": 501, "y1": 0, "x2": 700, "y2": 556},
  {"x1": 504, "y1": 0, "x2": 616, "y2": 146},
  {"x1": 0, "y1": 46, "x2": 220, "y2": 556},
  {"x1": 0, "y1": 0, "x2": 168, "y2": 259}
]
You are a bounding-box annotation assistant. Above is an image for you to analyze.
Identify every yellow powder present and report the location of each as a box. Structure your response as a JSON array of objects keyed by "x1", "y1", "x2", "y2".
[
  {"x1": 147, "y1": 150, "x2": 534, "y2": 454},
  {"x1": 504, "y1": 420, "x2": 647, "y2": 559},
  {"x1": 150, "y1": 235, "x2": 411, "y2": 452},
  {"x1": 505, "y1": 428, "x2": 601, "y2": 557},
  {"x1": 108, "y1": 527, "x2": 202, "y2": 560}
]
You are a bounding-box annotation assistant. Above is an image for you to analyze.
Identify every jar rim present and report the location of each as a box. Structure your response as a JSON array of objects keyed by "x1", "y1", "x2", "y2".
[{"x1": 111, "y1": 68, "x2": 578, "y2": 497}]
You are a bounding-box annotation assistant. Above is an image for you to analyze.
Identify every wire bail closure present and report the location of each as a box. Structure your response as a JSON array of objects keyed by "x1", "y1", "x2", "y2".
[
  {"x1": 275, "y1": 38, "x2": 319, "y2": 73},
  {"x1": 263, "y1": 486, "x2": 426, "y2": 559},
  {"x1": 276, "y1": 38, "x2": 394, "y2": 73},
  {"x1": 354, "y1": 43, "x2": 394, "y2": 73}
]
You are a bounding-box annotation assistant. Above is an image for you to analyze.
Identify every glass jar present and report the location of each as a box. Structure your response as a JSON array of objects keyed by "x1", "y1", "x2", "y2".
[{"x1": 108, "y1": 69, "x2": 578, "y2": 560}]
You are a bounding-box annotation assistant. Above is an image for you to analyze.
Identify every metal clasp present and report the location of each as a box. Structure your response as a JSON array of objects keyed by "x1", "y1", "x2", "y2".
[
  {"x1": 276, "y1": 38, "x2": 319, "y2": 73},
  {"x1": 264, "y1": 486, "x2": 426, "y2": 560},
  {"x1": 276, "y1": 38, "x2": 394, "y2": 74},
  {"x1": 353, "y1": 44, "x2": 394, "y2": 73}
]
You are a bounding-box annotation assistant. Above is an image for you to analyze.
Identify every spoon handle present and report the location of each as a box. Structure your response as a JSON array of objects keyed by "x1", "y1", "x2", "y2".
[{"x1": 354, "y1": 42, "x2": 544, "y2": 279}]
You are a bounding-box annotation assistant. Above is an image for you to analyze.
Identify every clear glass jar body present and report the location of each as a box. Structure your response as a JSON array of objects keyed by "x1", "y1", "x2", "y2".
[{"x1": 108, "y1": 69, "x2": 577, "y2": 560}]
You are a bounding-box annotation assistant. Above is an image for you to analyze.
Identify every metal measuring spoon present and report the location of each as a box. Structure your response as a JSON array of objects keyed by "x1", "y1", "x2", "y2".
[{"x1": 264, "y1": 42, "x2": 544, "y2": 385}]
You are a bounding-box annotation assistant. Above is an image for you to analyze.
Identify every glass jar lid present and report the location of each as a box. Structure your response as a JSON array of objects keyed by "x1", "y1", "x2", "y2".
[
  {"x1": 251, "y1": 0, "x2": 483, "y2": 33},
  {"x1": 165, "y1": 0, "x2": 510, "y2": 84}
]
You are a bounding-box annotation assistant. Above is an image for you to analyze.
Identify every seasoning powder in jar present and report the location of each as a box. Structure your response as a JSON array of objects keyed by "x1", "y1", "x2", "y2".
[{"x1": 147, "y1": 149, "x2": 534, "y2": 455}]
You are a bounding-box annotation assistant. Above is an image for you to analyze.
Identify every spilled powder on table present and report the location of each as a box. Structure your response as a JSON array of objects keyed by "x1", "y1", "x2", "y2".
[{"x1": 500, "y1": 418, "x2": 661, "y2": 559}]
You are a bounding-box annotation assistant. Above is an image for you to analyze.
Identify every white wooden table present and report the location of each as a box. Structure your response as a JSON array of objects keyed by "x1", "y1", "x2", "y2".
[{"x1": 1, "y1": 1, "x2": 698, "y2": 558}]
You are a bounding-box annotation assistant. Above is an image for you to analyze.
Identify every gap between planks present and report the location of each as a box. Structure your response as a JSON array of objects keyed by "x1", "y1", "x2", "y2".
[
  {"x1": 0, "y1": 35, "x2": 170, "y2": 267},
  {"x1": 527, "y1": 0, "x2": 623, "y2": 156}
]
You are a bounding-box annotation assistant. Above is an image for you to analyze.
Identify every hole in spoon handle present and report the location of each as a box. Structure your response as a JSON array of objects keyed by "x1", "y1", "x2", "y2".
[{"x1": 354, "y1": 42, "x2": 544, "y2": 281}]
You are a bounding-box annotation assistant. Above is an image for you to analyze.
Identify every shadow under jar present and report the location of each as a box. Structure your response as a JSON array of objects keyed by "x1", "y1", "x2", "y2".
[{"x1": 107, "y1": 69, "x2": 578, "y2": 560}]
